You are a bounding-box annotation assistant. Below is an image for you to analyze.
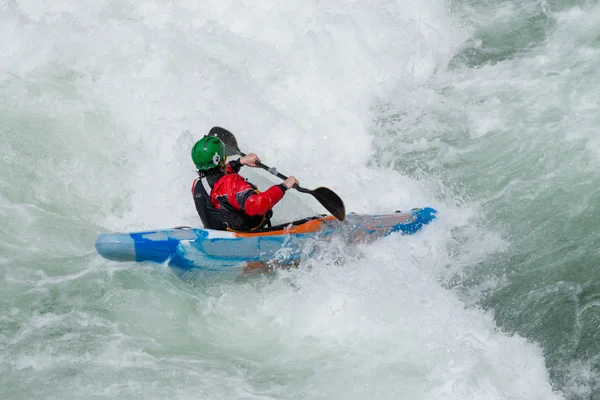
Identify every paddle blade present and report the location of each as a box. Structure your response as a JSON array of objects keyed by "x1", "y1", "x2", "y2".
[
  {"x1": 311, "y1": 187, "x2": 346, "y2": 221},
  {"x1": 208, "y1": 126, "x2": 240, "y2": 156}
]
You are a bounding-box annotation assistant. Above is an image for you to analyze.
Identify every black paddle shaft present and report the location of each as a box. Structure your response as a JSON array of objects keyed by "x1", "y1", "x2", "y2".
[{"x1": 238, "y1": 151, "x2": 311, "y2": 194}]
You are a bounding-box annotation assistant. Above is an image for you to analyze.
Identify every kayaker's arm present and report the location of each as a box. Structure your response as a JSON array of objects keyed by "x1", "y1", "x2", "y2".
[
  {"x1": 240, "y1": 185, "x2": 287, "y2": 216},
  {"x1": 241, "y1": 175, "x2": 299, "y2": 216},
  {"x1": 237, "y1": 174, "x2": 300, "y2": 216},
  {"x1": 220, "y1": 159, "x2": 301, "y2": 217}
]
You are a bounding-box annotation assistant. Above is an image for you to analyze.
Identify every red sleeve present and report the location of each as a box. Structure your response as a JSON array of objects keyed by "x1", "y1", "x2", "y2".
[
  {"x1": 212, "y1": 174, "x2": 285, "y2": 216},
  {"x1": 243, "y1": 185, "x2": 285, "y2": 216}
]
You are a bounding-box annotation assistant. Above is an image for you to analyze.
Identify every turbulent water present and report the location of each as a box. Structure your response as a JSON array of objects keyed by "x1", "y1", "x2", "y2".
[{"x1": 2, "y1": 0, "x2": 600, "y2": 398}]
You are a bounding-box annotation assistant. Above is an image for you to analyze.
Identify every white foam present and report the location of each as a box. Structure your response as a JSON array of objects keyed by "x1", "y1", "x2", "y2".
[{"x1": 0, "y1": 0, "x2": 566, "y2": 398}]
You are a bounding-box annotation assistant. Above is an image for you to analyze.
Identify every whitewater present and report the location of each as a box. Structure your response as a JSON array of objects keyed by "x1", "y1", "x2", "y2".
[{"x1": 1, "y1": 0, "x2": 599, "y2": 399}]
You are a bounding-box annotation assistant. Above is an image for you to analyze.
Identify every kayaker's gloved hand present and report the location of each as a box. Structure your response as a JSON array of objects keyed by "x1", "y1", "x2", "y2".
[
  {"x1": 283, "y1": 176, "x2": 299, "y2": 190},
  {"x1": 240, "y1": 153, "x2": 261, "y2": 167}
]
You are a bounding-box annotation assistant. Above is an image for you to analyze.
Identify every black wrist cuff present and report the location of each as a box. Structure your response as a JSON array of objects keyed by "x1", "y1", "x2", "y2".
[
  {"x1": 229, "y1": 159, "x2": 242, "y2": 172},
  {"x1": 277, "y1": 183, "x2": 288, "y2": 193}
]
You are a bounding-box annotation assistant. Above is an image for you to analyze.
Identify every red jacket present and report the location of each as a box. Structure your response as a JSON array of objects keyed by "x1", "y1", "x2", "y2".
[{"x1": 211, "y1": 162, "x2": 286, "y2": 216}]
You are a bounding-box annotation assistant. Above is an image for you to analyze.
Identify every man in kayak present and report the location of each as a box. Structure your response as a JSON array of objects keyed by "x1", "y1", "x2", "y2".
[{"x1": 191, "y1": 135, "x2": 299, "y2": 231}]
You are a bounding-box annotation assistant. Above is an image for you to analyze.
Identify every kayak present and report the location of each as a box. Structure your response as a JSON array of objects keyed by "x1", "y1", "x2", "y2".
[{"x1": 95, "y1": 207, "x2": 436, "y2": 273}]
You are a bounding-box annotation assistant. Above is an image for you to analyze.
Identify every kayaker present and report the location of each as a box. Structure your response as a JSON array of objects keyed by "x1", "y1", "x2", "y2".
[{"x1": 191, "y1": 135, "x2": 299, "y2": 231}]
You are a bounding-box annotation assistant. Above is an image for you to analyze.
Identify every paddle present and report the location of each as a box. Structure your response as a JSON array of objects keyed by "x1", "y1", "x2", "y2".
[{"x1": 208, "y1": 126, "x2": 346, "y2": 221}]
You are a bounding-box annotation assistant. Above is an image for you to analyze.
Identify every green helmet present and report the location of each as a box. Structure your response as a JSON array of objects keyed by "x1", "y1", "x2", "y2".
[{"x1": 191, "y1": 136, "x2": 226, "y2": 170}]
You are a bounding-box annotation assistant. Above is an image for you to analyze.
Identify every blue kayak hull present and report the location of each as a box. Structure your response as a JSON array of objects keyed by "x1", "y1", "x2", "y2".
[{"x1": 95, "y1": 207, "x2": 436, "y2": 272}]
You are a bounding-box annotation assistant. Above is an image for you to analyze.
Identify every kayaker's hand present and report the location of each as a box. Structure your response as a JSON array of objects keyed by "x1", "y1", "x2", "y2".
[
  {"x1": 283, "y1": 176, "x2": 299, "y2": 190},
  {"x1": 240, "y1": 153, "x2": 261, "y2": 167}
]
